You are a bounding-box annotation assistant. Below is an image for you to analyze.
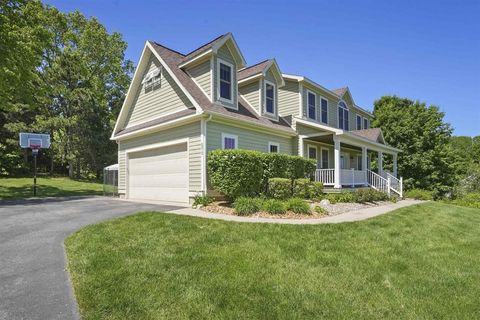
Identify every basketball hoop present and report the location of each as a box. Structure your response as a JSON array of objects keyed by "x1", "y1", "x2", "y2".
[
  {"x1": 30, "y1": 144, "x2": 41, "y2": 155},
  {"x1": 19, "y1": 133, "x2": 51, "y2": 197}
]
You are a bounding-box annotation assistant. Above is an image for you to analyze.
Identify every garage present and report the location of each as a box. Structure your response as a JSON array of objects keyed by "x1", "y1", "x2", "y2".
[{"x1": 127, "y1": 143, "x2": 189, "y2": 203}]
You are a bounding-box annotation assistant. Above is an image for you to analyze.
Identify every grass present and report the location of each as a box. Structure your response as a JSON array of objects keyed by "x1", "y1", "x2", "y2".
[
  {"x1": 0, "y1": 177, "x2": 103, "y2": 200},
  {"x1": 65, "y1": 202, "x2": 480, "y2": 319}
]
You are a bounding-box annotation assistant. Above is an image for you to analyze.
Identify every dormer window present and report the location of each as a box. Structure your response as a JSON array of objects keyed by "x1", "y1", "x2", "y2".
[
  {"x1": 338, "y1": 101, "x2": 349, "y2": 130},
  {"x1": 264, "y1": 81, "x2": 276, "y2": 115},
  {"x1": 307, "y1": 90, "x2": 316, "y2": 120},
  {"x1": 142, "y1": 67, "x2": 161, "y2": 88},
  {"x1": 218, "y1": 59, "x2": 233, "y2": 102}
]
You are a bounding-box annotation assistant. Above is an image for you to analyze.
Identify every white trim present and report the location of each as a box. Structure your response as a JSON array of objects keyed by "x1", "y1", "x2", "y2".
[
  {"x1": 216, "y1": 58, "x2": 234, "y2": 104},
  {"x1": 124, "y1": 108, "x2": 192, "y2": 130},
  {"x1": 268, "y1": 141, "x2": 280, "y2": 153},
  {"x1": 320, "y1": 147, "x2": 329, "y2": 169},
  {"x1": 298, "y1": 83, "x2": 303, "y2": 117},
  {"x1": 221, "y1": 133, "x2": 238, "y2": 149},
  {"x1": 178, "y1": 49, "x2": 213, "y2": 69},
  {"x1": 209, "y1": 114, "x2": 297, "y2": 137},
  {"x1": 356, "y1": 114, "x2": 363, "y2": 130},
  {"x1": 320, "y1": 96, "x2": 328, "y2": 124},
  {"x1": 210, "y1": 56, "x2": 214, "y2": 101},
  {"x1": 185, "y1": 68, "x2": 211, "y2": 102},
  {"x1": 124, "y1": 138, "x2": 190, "y2": 202},
  {"x1": 263, "y1": 79, "x2": 277, "y2": 117},
  {"x1": 306, "y1": 89, "x2": 317, "y2": 121},
  {"x1": 239, "y1": 93, "x2": 261, "y2": 117},
  {"x1": 306, "y1": 144, "x2": 318, "y2": 159},
  {"x1": 238, "y1": 73, "x2": 262, "y2": 84},
  {"x1": 211, "y1": 33, "x2": 247, "y2": 68},
  {"x1": 337, "y1": 100, "x2": 349, "y2": 130}
]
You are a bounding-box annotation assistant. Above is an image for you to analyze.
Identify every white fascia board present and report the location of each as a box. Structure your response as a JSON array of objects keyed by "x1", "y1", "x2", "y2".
[
  {"x1": 177, "y1": 49, "x2": 213, "y2": 69},
  {"x1": 339, "y1": 132, "x2": 401, "y2": 153},
  {"x1": 238, "y1": 73, "x2": 262, "y2": 85},
  {"x1": 294, "y1": 117, "x2": 342, "y2": 134},
  {"x1": 212, "y1": 33, "x2": 247, "y2": 68}
]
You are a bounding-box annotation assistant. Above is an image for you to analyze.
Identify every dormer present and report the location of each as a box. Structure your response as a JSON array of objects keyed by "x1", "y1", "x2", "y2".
[
  {"x1": 238, "y1": 59, "x2": 284, "y2": 121},
  {"x1": 178, "y1": 33, "x2": 246, "y2": 110}
]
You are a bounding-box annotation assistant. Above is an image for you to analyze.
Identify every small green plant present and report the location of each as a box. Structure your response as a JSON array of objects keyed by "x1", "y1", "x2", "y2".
[
  {"x1": 405, "y1": 189, "x2": 434, "y2": 200},
  {"x1": 293, "y1": 178, "x2": 311, "y2": 199},
  {"x1": 352, "y1": 189, "x2": 388, "y2": 203},
  {"x1": 325, "y1": 192, "x2": 354, "y2": 203},
  {"x1": 234, "y1": 197, "x2": 261, "y2": 216},
  {"x1": 286, "y1": 198, "x2": 311, "y2": 214},
  {"x1": 314, "y1": 205, "x2": 328, "y2": 215},
  {"x1": 192, "y1": 194, "x2": 214, "y2": 208},
  {"x1": 262, "y1": 199, "x2": 287, "y2": 214},
  {"x1": 309, "y1": 181, "x2": 324, "y2": 200},
  {"x1": 268, "y1": 178, "x2": 292, "y2": 199}
]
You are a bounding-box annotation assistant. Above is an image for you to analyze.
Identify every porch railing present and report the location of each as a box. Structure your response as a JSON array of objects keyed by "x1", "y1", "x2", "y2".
[
  {"x1": 384, "y1": 171, "x2": 403, "y2": 197},
  {"x1": 341, "y1": 169, "x2": 367, "y2": 186},
  {"x1": 315, "y1": 169, "x2": 334, "y2": 186},
  {"x1": 367, "y1": 169, "x2": 389, "y2": 193}
]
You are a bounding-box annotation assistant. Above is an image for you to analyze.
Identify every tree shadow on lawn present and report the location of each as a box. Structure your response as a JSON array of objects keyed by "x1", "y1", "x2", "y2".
[{"x1": 0, "y1": 184, "x2": 103, "y2": 202}]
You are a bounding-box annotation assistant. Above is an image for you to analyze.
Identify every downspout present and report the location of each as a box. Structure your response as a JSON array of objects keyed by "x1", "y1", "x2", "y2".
[{"x1": 201, "y1": 114, "x2": 213, "y2": 195}]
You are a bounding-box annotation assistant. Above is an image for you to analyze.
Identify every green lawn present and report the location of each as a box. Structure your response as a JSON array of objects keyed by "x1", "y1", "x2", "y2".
[
  {"x1": 65, "y1": 202, "x2": 480, "y2": 319},
  {"x1": 0, "y1": 177, "x2": 103, "y2": 200}
]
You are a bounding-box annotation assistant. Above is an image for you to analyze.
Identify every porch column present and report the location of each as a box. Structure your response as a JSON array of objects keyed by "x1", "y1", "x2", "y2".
[
  {"x1": 334, "y1": 136, "x2": 341, "y2": 188},
  {"x1": 298, "y1": 135, "x2": 306, "y2": 157},
  {"x1": 377, "y1": 151, "x2": 383, "y2": 175},
  {"x1": 393, "y1": 153, "x2": 398, "y2": 177},
  {"x1": 362, "y1": 147, "x2": 367, "y2": 172}
]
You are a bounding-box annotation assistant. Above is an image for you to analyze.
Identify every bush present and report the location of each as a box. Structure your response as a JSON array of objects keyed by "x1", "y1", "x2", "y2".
[
  {"x1": 293, "y1": 178, "x2": 311, "y2": 199},
  {"x1": 405, "y1": 189, "x2": 434, "y2": 200},
  {"x1": 325, "y1": 192, "x2": 354, "y2": 203},
  {"x1": 192, "y1": 194, "x2": 214, "y2": 208},
  {"x1": 286, "y1": 198, "x2": 311, "y2": 214},
  {"x1": 309, "y1": 181, "x2": 324, "y2": 200},
  {"x1": 234, "y1": 197, "x2": 261, "y2": 215},
  {"x1": 448, "y1": 192, "x2": 480, "y2": 209},
  {"x1": 262, "y1": 199, "x2": 287, "y2": 214},
  {"x1": 314, "y1": 206, "x2": 328, "y2": 215},
  {"x1": 352, "y1": 189, "x2": 389, "y2": 203},
  {"x1": 268, "y1": 178, "x2": 292, "y2": 199},
  {"x1": 208, "y1": 150, "x2": 263, "y2": 199}
]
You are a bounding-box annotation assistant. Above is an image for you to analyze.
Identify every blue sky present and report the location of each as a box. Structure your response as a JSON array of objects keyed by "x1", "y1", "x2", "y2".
[{"x1": 45, "y1": 0, "x2": 479, "y2": 136}]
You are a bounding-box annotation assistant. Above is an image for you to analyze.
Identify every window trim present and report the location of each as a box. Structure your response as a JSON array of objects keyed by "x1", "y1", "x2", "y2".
[
  {"x1": 307, "y1": 144, "x2": 318, "y2": 162},
  {"x1": 320, "y1": 96, "x2": 328, "y2": 124},
  {"x1": 356, "y1": 115, "x2": 362, "y2": 130},
  {"x1": 321, "y1": 147, "x2": 329, "y2": 169},
  {"x1": 221, "y1": 133, "x2": 238, "y2": 149},
  {"x1": 264, "y1": 80, "x2": 276, "y2": 116},
  {"x1": 357, "y1": 155, "x2": 363, "y2": 170},
  {"x1": 337, "y1": 100, "x2": 349, "y2": 130},
  {"x1": 268, "y1": 142, "x2": 280, "y2": 153},
  {"x1": 217, "y1": 58, "x2": 234, "y2": 104},
  {"x1": 363, "y1": 117, "x2": 369, "y2": 129},
  {"x1": 306, "y1": 89, "x2": 317, "y2": 121}
]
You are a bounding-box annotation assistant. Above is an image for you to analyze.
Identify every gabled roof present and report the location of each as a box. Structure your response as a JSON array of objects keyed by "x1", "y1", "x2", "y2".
[
  {"x1": 238, "y1": 59, "x2": 285, "y2": 86},
  {"x1": 332, "y1": 87, "x2": 348, "y2": 97},
  {"x1": 351, "y1": 128, "x2": 385, "y2": 144},
  {"x1": 178, "y1": 32, "x2": 246, "y2": 69}
]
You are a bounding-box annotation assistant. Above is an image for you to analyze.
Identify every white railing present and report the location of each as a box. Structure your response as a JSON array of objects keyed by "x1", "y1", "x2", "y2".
[
  {"x1": 384, "y1": 171, "x2": 403, "y2": 197},
  {"x1": 315, "y1": 169, "x2": 334, "y2": 186},
  {"x1": 367, "y1": 169, "x2": 389, "y2": 193},
  {"x1": 341, "y1": 169, "x2": 367, "y2": 186}
]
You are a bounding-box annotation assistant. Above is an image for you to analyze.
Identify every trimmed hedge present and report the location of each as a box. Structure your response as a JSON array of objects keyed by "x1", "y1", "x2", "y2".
[
  {"x1": 293, "y1": 178, "x2": 310, "y2": 199},
  {"x1": 208, "y1": 149, "x2": 316, "y2": 199},
  {"x1": 268, "y1": 178, "x2": 292, "y2": 199}
]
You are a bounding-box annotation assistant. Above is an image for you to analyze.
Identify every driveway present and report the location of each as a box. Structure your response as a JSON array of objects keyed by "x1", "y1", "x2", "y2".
[{"x1": 0, "y1": 197, "x2": 184, "y2": 320}]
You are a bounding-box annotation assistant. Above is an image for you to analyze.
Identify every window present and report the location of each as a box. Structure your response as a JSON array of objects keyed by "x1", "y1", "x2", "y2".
[
  {"x1": 222, "y1": 133, "x2": 237, "y2": 149},
  {"x1": 321, "y1": 98, "x2": 328, "y2": 124},
  {"x1": 307, "y1": 91, "x2": 316, "y2": 120},
  {"x1": 338, "y1": 101, "x2": 349, "y2": 130},
  {"x1": 308, "y1": 146, "x2": 317, "y2": 161},
  {"x1": 357, "y1": 155, "x2": 362, "y2": 170},
  {"x1": 340, "y1": 154, "x2": 347, "y2": 169},
  {"x1": 363, "y1": 117, "x2": 369, "y2": 129},
  {"x1": 268, "y1": 142, "x2": 279, "y2": 153},
  {"x1": 356, "y1": 115, "x2": 362, "y2": 130},
  {"x1": 218, "y1": 60, "x2": 233, "y2": 102},
  {"x1": 321, "y1": 148, "x2": 329, "y2": 169},
  {"x1": 265, "y1": 81, "x2": 275, "y2": 115}
]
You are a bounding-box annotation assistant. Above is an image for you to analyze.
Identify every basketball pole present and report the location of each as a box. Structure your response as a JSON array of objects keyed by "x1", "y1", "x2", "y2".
[{"x1": 33, "y1": 149, "x2": 38, "y2": 197}]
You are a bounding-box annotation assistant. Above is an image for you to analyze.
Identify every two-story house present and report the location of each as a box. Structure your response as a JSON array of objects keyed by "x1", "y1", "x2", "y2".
[{"x1": 111, "y1": 33, "x2": 402, "y2": 204}]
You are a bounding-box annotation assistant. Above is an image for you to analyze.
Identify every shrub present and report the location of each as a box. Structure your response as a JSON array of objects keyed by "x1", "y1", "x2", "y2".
[
  {"x1": 286, "y1": 198, "x2": 311, "y2": 214},
  {"x1": 192, "y1": 194, "x2": 214, "y2": 208},
  {"x1": 352, "y1": 189, "x2": 389, "y2": 203},
  {"x1": 405, "y1": 189, "x2": 434, "y2": 200},
  {"x1": 448, "y1": 192, "x2": 480, "y2": 209},
  {"x1": 234, "y1": 197, "x2": 261, "y2": 215},
  {"x1": 314, "y1": 206, "x2": 328, "y2": 215},
  {"x1": 325, "y1": 192, "x2": 354, "y2": 203},
  {"x1": 268, "y1": 178, "x2": 292, "y2": 199},
  {"x1": 293, "y1": 178, "x2": 311, "y2": 199},
  {"x1": 262, "y1": 199, "x2": 287, "y2": 214},
  {"x1": 285, "y1": 156, "x2": 316, "y2": 180},
  {"x1": 208, "y1": 150, "x2": 263, "y2": 199},
  {"x1": 309, "y1": 181, "x2": 324, "y2": 200}
]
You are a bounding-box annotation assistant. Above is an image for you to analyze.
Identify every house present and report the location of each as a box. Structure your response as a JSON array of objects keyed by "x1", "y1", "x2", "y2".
[{"x1": 111, "y1": 33, "x2": 402, "y2": 204}]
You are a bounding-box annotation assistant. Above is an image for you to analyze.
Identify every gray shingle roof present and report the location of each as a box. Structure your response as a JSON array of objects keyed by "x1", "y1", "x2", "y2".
[
  {"x1": 351, "y1": 128, "x2": 383, "y2": 142},
  {"x1": 179, "y1": 33, "x2": 228, "y2": 64},
  {"x1": 238, "y1": 60, "x2": 271, "y2": 80},
  {"x1": 332, "y1": 87, "x2": 348, "y2": 97}
]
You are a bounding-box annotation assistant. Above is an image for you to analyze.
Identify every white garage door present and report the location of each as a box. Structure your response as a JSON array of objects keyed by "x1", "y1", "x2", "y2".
[{"x1": 127, "y1": 143, "x2": 188, "y2": 203}]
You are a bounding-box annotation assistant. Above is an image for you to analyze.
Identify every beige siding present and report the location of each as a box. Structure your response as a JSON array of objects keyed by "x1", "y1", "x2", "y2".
[
  {"x1": 118, "y1": 122, "x2": 202, "y2": 194},
  {"x1": 124, "y1": 56, "x2": 193, "y2": 128},
  {"x1": 260, "y1": 68, "x2": 279, "y2": 119},
  {"x1": 187, "y1": 59, "x2": 211, "y2": 99},
  {"x1": 302, "y1": 83, "x2": 339, "y2": 128},
  {"x1": 206, "y1": 121, "x2": 293, "y2": 154},
  {"x1": 239, "y1": 81, "x2": 260, "y2": 112},
  {"x1": 213, "y1": 44, "x2": 237, "y2": 108},
  {"x1": 278, "y1": 80, "x2": 299, "y2": 117}
]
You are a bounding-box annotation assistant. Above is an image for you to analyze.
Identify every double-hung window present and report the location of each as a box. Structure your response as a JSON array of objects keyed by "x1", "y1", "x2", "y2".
[
  {"x1": 321, "y1": 149, "x2": 329, "y2": 169},
  {"x1": 356, "y1": 115, "x2": 362, "y2": 130},
  {"x1": 218, "y1": 60, "x2": 233, "y2": 102},
  {"x1": 363, "y1": 117, "x2": 369, "y2": 129},
  {"x1": 265, "y1": 81, "x2": 275, "y2": 115},
  {"x1": 321, "y1": 98, "x2": 328, "y2": 124},
  {"x1": 307, "y1": 91, "x2": 316, "y2": 120},
  {"x1": 338, "y1": 101, "x2": 349, "y2": 130},
  {"x1": 308, "y1": 146, "x2": 317, "y2": 161},
  {"x1": 268, "y1": 142, "x2": 279, "y2": 153},
  {"x1": 222, "y1": 133, "x2": 237, "y2": 149}
]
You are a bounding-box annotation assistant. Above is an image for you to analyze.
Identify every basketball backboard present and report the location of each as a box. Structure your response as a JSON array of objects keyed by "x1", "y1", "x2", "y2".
[{"x1": 19, "y1": 133, "x2": 51, "y2": 149}]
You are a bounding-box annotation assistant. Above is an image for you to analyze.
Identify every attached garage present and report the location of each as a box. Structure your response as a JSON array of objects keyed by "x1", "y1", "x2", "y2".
[{"x1": 127, "y1": 142, "x2": 189, "y2": 203}]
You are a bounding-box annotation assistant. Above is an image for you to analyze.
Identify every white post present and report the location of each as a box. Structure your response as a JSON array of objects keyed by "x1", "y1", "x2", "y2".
[
  {"x1": 334, "y1": 137, "x2": 341, "y2": 188},
  {"x1": 393, "y1": 153, "x2": 398, "y2": 177},
  {"x1": 351, "y1": 168, "x2": 355, "y2": 187},
  {"x1": 362, "y1": 146, "x2": 367, "y2": 185},
  {"x1": 299, "y1": 135, "x2": 306, "y2": 157},
  {"x1": 387, "y1": 176, "x2": 391, "y2": 196},
  {"x1": 378, "y1": 151, "x2": 383, "y2": 176},
  {"x1": 400, "y1": 176, "x2": 403, "y2": 198}
]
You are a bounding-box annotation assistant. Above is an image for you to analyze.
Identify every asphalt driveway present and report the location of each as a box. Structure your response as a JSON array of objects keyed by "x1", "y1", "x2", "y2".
[{"x1": 0, "y1": 197, "x2": 184, "y2": 320}]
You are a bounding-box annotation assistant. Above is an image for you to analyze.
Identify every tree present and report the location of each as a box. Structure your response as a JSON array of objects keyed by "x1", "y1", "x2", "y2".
[{"x1": 372, "y1": 96, "x2": 457, "y2": 194}]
